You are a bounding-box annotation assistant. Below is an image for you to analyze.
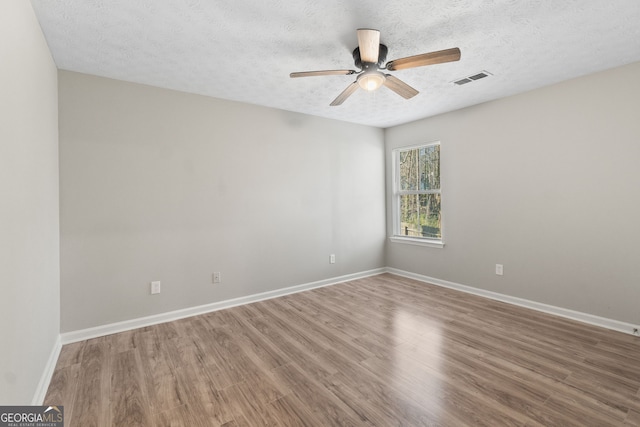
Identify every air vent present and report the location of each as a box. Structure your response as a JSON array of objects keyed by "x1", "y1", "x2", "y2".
[
  {"x1": 453, "y1": 78, "x2": 472, "y2": 85},
  {"x1": 469, "y1": 72, "x2": 489, "y2": 80},
  {"x1": 453, "y1": 71, "x2": 492, "y2": 85}
]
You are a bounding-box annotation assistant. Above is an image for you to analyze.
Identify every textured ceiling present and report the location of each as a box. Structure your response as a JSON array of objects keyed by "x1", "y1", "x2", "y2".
[{"x1": 30, "y1": 0, "x2": 640, "y2": 128}]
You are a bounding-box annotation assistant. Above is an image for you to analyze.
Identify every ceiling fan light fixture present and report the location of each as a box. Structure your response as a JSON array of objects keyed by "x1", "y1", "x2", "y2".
[{"x1": 357, "y1": 71, "x2": 386, "y2": 91}]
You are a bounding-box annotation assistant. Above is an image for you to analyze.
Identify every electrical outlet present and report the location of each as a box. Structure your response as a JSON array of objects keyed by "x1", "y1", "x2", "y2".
[
  {"x1": 330, "y1": 254, "x2": 336, "y2": 264},
  {"x1": 495, "y1": 264, "x2": 503, "y2": 276},
  {"x1": 213, "y1": 272, "x2": 221, "y2": 284},
  {"x1": 150, "y1": 281, "x2": 161, "y2": 295}
]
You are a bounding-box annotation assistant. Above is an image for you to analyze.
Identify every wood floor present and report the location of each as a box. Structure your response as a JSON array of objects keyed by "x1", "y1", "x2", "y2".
[{"x1": 45, "y1": 273, "x2": 640, "y2": 426}]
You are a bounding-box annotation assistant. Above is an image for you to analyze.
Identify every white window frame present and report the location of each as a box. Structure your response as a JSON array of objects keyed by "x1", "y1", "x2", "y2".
[{"x1": 389, "y1": 141, "x2": 444, "y2": 248}]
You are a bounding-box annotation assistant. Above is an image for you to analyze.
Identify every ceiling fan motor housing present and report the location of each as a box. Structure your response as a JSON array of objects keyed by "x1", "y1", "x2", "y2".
[{"x1": 353, "y1": 44, "x2": 388, "y2": 69}]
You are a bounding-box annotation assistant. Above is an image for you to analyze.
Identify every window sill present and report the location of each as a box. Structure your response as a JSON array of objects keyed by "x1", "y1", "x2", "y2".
[{"x1": 389, "y1": 236, "x2": 444, "y2": 248}]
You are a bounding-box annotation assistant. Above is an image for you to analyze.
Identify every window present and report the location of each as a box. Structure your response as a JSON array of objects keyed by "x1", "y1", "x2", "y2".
[{"x1": 391, "y1": 142, "x2": 443, "y2": 248}]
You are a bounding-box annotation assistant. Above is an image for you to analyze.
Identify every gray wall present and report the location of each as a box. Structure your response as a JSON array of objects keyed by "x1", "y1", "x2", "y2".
[
  {"x1": 0, "y1": 1, "x2": 60, "y2": 404},
  {"x1": 59, "y1": 71, "x2": 386, "y2": 332},
  {"x1": 386, "y1": 61, "x2": 640, "y2": 325}
]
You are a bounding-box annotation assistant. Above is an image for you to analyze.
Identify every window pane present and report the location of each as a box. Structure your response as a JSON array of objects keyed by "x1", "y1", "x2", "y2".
[
  {"x1": 400, "y1": 193, "x2": 441, "y2": 239},
  {"x1": 399, "y1": 149, "x2": 419, "y2": 190},
  {"x1": 419, "y1": 144, "x2": 440, "y2": 190}
]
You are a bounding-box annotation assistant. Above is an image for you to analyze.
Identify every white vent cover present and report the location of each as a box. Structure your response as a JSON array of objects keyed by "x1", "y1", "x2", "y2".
[{"x1": 453, "y1": 71, "x2": 492, "y2": 85}]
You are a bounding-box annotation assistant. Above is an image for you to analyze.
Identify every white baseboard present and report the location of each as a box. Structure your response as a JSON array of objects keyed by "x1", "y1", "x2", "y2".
[
  {"x1": 61, "y1": 268, "x2": 386, "y2": 344},
  {"x1": 32, "y1": 334, "x2": 62, "y2": 405},
  {"x1": 386, "y1": 268, "x2": 640, "y2": 336}
]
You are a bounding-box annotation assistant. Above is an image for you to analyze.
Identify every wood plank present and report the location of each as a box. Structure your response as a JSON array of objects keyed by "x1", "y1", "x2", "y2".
[
  {"x1": 564, "y1": 369, "x2": 640, "y2": 414},
  {"x1": 542, "y1": 391, "x2": 627, "y2": 425},
  {"x1": 271, "y1": 363, "x2": 369, "y2": 426},
  {"x1": 153, "y1": 403, "x2": 205, "y2": 427},
  {"x1": 111, "y1": 349, "x2": 151, "y2": 426},
  {"x1": 55, "y1": 341, "x2": 85, "y2": 368},
  {"x1": 43, "y1": 364, "x2": 80, "y2": 424},
  {"x1": 223, "y1": 382, "x2": 281, "y2": 427},
  {"x1": 361, "y1": 353, "x2": 534, "y2": 426},
  {"x1": 317, "y1": 348, "x2": 464, "y2": 426},
  {"x1": 626, "y1": 409, "x2": 640, "y2": 425},
  {"x1": 267, "y1": 297, "x2": 375, "y2": 362},
  {"x1": 136, "y1": 329, "x2": 184, "y2": 413},
  {"x1": 163, "y1": 334, "x2": 236, "y2": 425},
  {"x1": 69, "y1": 342, "x2": 111, "y2": 427},
  {"x1": 267, "y1": 394, "x2": 324, "y2": 427},
  {"x1": 219, "y1": 309, "x2": 291, "y2": 370},
  {"x1": 243, "y1": 316, "x2": 338, "y2": 384}
]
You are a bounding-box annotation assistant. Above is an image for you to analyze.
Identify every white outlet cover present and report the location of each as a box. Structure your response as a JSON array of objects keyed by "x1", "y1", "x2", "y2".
[{"x1": 151, "y1": 281, "x2": 161, "y2": 294}]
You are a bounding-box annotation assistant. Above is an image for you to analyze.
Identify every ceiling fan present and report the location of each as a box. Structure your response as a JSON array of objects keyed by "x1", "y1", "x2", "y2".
[{"x1": 290, "y1": 28, "x2": 461, "y2": 106}]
